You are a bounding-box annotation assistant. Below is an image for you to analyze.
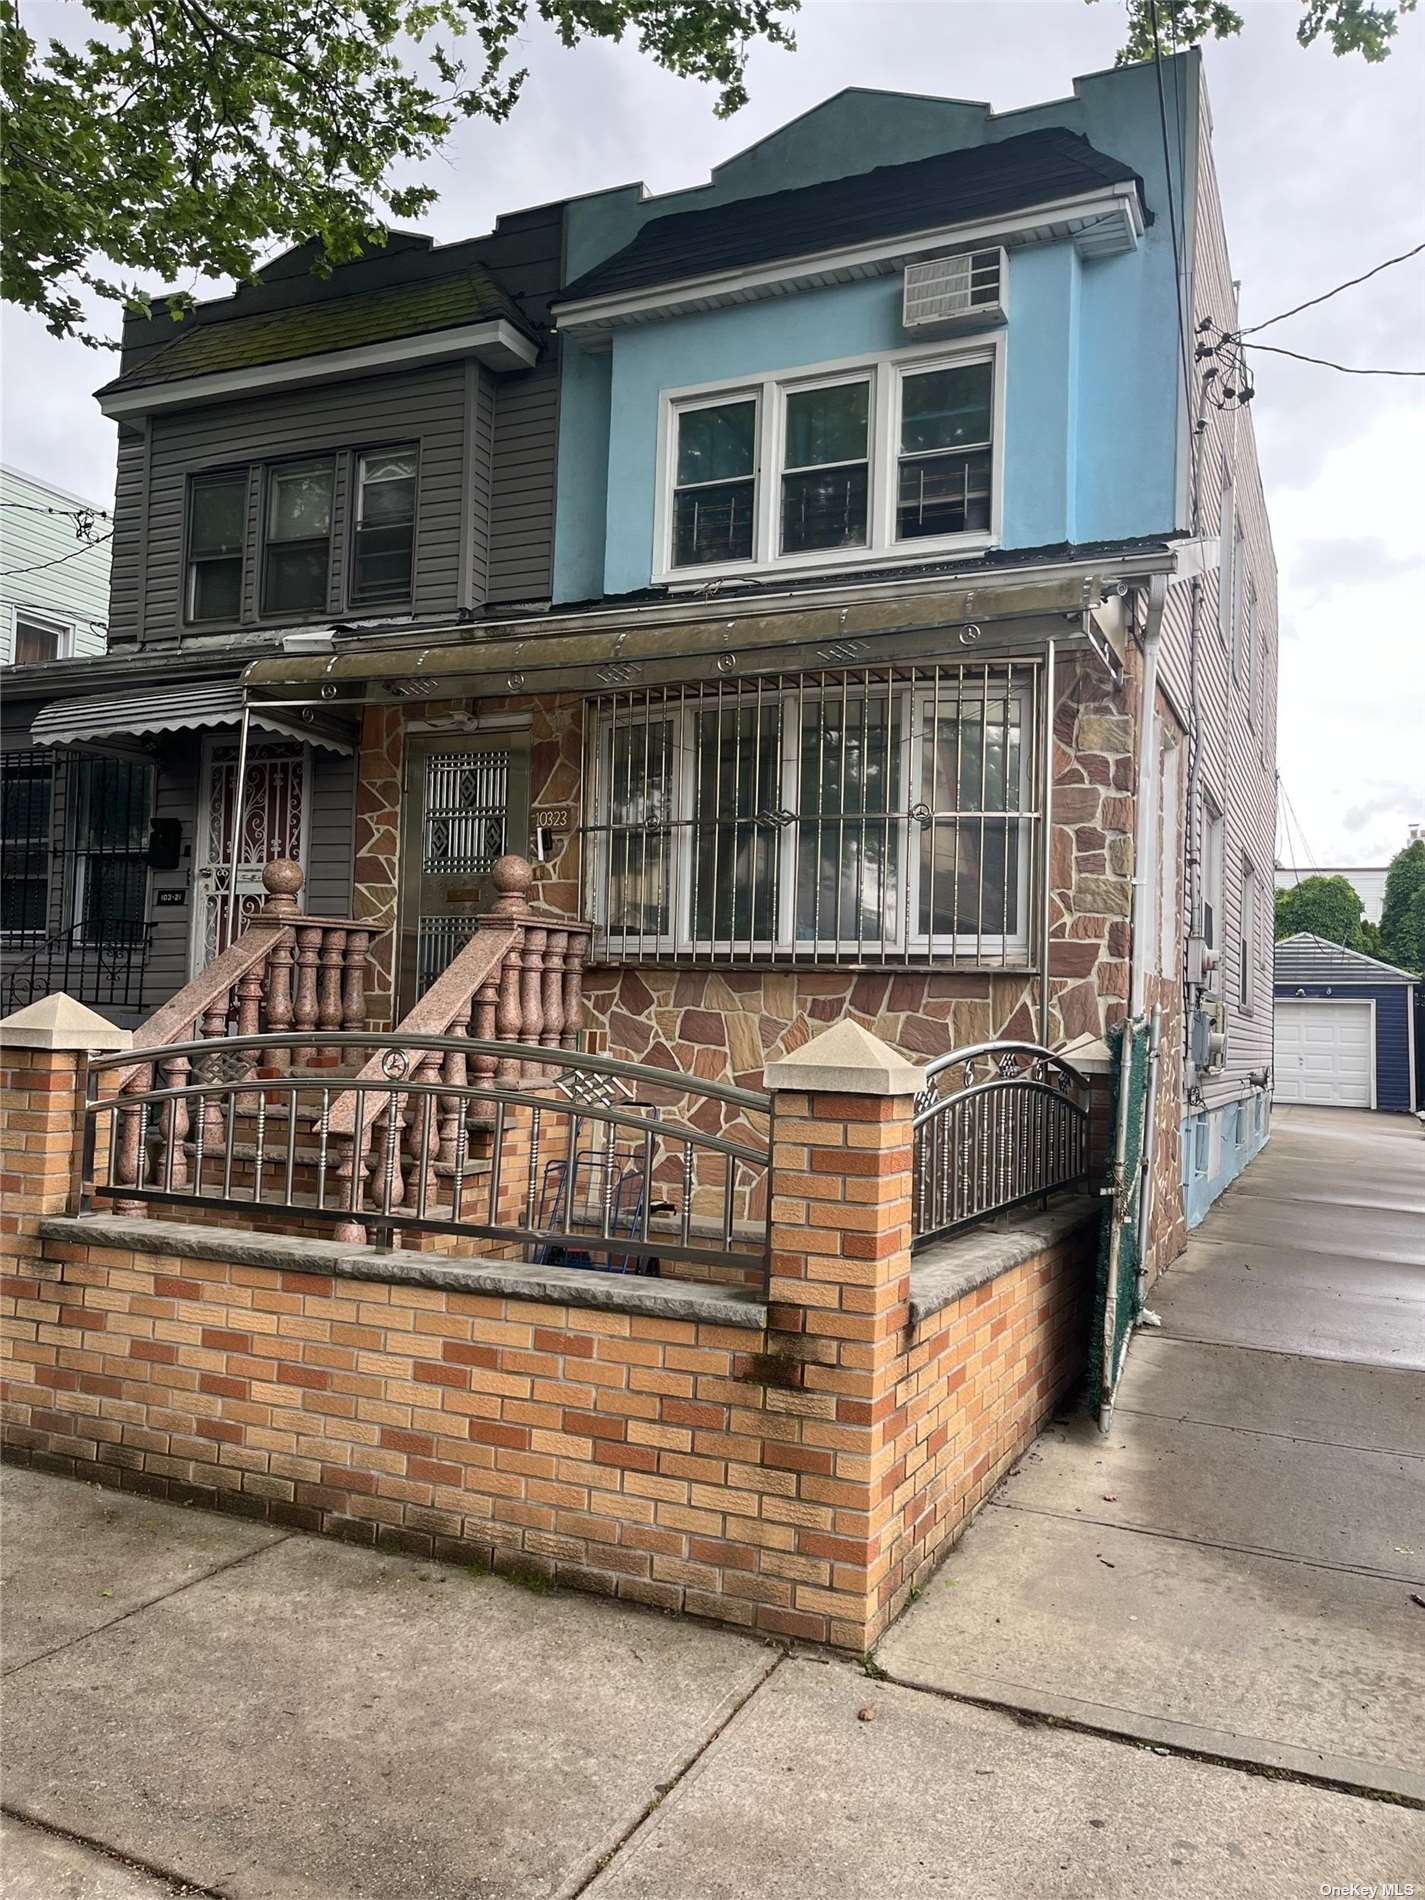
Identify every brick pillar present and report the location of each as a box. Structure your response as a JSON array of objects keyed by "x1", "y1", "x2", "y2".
[
  {"x1": 0, "y1": 995, "x2": 131, "y2": 1464},
  {"x1": 762, "y1": 1021, "x2": 922, "y2": 1655}
]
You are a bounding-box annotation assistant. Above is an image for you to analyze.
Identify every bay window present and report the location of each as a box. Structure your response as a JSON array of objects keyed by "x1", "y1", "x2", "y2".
[
  {"x1": 659, "y1": 339, "x2": 1001, "y2": 580},
  {"x1": 586, "y1": 662, "x2": 1038, "y2": 965}
]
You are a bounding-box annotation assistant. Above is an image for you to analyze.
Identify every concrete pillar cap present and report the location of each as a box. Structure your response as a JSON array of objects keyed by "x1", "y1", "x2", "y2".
[
  {"x1": 764, "y1": 1020, "x2": 924, "y2": 1097},
  {"x1": 0, "y1": 994, "x2": 132, "y2": 1053}
]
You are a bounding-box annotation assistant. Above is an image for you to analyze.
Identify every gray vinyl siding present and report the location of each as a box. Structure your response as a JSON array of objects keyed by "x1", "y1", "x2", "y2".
[
  {"x1": 485, "y1": 201, "x2": 563, "y2": 605},
  {"x1": 489, "y1": 362, "x2": 559, "y2": 602},
  {"x1": 105, "y1": 427, "x2": 147, "y2": 646},
  {"x1": 1158, "y1": 91, "x2": 1279, "y2": 1112},
  {"x1": 138, "y1": 363, "x2": 478, "y2": 642}
]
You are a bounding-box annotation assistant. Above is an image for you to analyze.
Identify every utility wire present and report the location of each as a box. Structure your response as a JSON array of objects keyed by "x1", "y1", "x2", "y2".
[
  {"x1": 1239, "y1": 340, "x2": 1425, "y2": 378},
  {"x1": 1238, "y1": 242, "x2": 1425, "y2": 338},
  {"x1": 1148, "y1": 0, "x2": 1198, "y2": 437},
  {"x1": 1, "y1": 531, "x2": 114, "y2": 578},
  {"x1": 0, "y1": 501, "x2": 111, "y2": 520}
]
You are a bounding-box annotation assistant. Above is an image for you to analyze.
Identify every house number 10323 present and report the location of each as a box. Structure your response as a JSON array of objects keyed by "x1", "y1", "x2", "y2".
[{"x1": 533, "y1": 808, "x2": 570, "y2": 829}]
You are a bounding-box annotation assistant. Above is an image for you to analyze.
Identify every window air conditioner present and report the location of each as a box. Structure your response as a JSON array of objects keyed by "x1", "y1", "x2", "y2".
[{"x1": 902, "y1": 249, "x2": 1007, "y2": 331}]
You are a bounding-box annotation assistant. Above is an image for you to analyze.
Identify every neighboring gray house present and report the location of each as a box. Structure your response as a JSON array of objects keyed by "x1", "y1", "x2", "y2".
[
  {"x1": 0, "y1": 465, "x2": 111, "y2": 664},
  {"x1": 0, "y1": 207, "x2": 563, "y2": 1022}
]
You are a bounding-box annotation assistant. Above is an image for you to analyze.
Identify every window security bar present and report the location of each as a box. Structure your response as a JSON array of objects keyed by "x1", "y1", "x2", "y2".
[{"x1": 582, "y1": 660, "x2": 1045, "y2": 968}]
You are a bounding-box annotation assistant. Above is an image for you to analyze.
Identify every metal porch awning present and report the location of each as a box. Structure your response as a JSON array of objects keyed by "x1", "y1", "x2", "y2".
[
  {"x1": 241, "y1": 572, "x2": 1130, "y2": 705},
  {"x1": 30, "y1": 680, "x2": 355, "y2": 754}
]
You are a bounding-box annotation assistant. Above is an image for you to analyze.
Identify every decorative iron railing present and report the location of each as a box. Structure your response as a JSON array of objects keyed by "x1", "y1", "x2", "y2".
[
  {"x1": 911, "y1": 1040, "x2": 1090, "y2": 1248},
  {"x1": 3, "y1": 919, "x2": 155, "y2": 1014},
  {"x1": 78, "y1": 1032, "x2": 771, "y2": 1283}
]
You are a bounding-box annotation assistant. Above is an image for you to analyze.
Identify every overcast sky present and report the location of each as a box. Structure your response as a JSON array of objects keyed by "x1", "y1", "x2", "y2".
[{"x1": 3, "y1": 0, "x2": 1421, "y2": 866}]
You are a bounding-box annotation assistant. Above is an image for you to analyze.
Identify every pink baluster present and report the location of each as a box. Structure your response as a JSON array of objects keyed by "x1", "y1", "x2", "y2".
[
  {"x1": 520, "y1": 925, "x2": 546, "y2": 1079},
  {"x1": 471, "y1": 980, "x2": 499, "y2": 1091},
  {"x1": 317, "y1": 928, "x2": 346, "y2": 1065},
  {"x1": 235, "y1": 963, "x2": 265, "y2": 1112},
  {"x1": 541, "y1": 928, "x2": 567, "y2": 1060},
  {"x1": 495, "y1": 935, "x2": 524, "y2": 1085},
  {"x1": 342, "y1": 929, "x2": 370, "y2": 1031},
  {"x1": 160, "y1": 1051, "x2": 191, "y2": 1189},
  {"x1": 562, "y1": 929, "x2": 588, "y2": 1051},
  {"x1": 114, "y1": 1064, "x2": 153, "y2": 1216},
  {"x1": 265, "y1": 936, "x2": 294, "y2": 1077},
  {"x1": 293, "y1": 924, "x2": 322, "y2": 1063}
]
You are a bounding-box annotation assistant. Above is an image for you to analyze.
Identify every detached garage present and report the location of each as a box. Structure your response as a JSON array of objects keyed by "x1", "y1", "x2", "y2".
[{"x1": 1274, "y1": 934, "x2": 1418, "y2": 1113}]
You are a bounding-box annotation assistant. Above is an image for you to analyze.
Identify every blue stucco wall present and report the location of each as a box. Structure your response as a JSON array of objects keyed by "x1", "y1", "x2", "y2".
[
  {"x1": 1182, "y1": 1090, "x2": 1272, "y2": 1230},
  {"x1": 553, "y1": 55, "x2": 1197, "y2": 602},
  {"x1": 1274, "y1": 982, "x2": 1416, "y2": 1113}
]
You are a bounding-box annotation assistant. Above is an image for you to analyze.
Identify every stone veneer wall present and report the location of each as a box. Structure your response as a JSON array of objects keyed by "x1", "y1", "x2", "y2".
[{"x1": 347, "y1": 648, "x2": 1142, "y2": 1085}]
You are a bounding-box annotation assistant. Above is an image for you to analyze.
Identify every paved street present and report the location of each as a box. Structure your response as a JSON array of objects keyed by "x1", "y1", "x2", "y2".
[{"x1": 3, "y1": 1108, "x2": 1422, "y2": 1898}]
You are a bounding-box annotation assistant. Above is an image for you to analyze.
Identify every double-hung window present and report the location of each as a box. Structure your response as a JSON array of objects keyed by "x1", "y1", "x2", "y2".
[
  {"x1": 263, "y1": 459, "x2": 334, "y2": 615},
  {"x1": 659, "y1": 341, "x2": 1001, "y2": 580},
  {"x1": 896, "y1": 360, "x2": 994, "y2": 540},
  {"x1": 187, "y1": 471, "x2": 248, "y2": 622},
  {"x1": 1239, "y1": 858, "x2": 1257, "y2": 1011},
  {"x1": 586, "y1": 663, "x2": 1037, "y2": 965},
  {"x1": 351, "y1": 446, "x2": 417, "y2": 604},
  {"x1": 671, "y1": 399, "x2": 759, "y2": 568},
  {"x1": 1201, "y1": 794, "x2": 1224, "y2": 952}
]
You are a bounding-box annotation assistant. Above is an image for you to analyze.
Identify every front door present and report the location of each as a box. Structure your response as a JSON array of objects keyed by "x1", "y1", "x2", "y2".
[
  {"x1": 396, "y1": 733, "x2": 530, "y2": 1015},
  {"x1": 192, "y1": 736, "x2": 309, "y2": 972}
]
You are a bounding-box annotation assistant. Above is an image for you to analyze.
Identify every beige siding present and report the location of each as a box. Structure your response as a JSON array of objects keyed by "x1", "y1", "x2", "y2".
[{"x1": 0, "y1": 467, "x2": 112, "y2": 661}]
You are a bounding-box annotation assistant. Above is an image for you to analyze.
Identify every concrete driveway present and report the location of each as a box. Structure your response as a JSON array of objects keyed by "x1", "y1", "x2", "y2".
[{"x1": 879, "y1": 1105, "x2": 1425, "y2": 1802}]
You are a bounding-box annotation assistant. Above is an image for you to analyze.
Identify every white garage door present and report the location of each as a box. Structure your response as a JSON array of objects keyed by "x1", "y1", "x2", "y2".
[{"x1": 1274, "y1": 1000, "x2": 1373, "y2": 1108}]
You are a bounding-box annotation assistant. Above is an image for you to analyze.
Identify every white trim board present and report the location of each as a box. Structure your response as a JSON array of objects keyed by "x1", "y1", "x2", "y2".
[
  {"x1": 554, "y1": 185, "x2": 1144, "y2": 337},
  {"x1": 99, "y1": 320, "x2": 538, "y2": 419}
]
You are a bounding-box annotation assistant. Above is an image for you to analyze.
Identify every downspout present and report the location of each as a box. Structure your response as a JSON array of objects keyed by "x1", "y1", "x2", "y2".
[{"x1": 1128, "y1": 578, "x2": 1167, "y2": 1301}]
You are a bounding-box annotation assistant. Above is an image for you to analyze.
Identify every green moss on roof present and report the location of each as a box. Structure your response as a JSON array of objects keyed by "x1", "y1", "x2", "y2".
[{"x1": 103, "y1": 269, "x2": 534, "y2": 392}]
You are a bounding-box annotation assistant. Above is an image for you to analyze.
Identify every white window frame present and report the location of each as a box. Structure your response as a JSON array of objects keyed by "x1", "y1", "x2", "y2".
[
  {"x1": 1201, "y1": 793, "x2": 1224, "y2": 954},
  {"x1": 652, "y1": 335, "x2": 1006, "y2": 586},
  {"x1": 588, "y1": 678, "x2": 1032, "y2": 961},
  {"x1": 1217, "y1": 469, "x2": 1235, "y2": 647},
  {"x1": 1230, "y1": 525, "x2": 1247, "y2": 683},
  {"x1": 10, "y1": 608, "x2": 74, "y2": 666},
  {"x1": 1239, "y1": 857, "x2": 1257, "y2": 1013}
]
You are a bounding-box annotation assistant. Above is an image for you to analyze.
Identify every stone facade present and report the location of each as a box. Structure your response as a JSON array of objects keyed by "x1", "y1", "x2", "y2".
[{"x1": 344, "y1": 643, "x2": 1142, "y2": 1093}]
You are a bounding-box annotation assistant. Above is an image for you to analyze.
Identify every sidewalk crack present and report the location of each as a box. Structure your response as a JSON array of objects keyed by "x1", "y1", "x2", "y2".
[
  {"x1": 2, "y1": 1533, "x2": 295, "y2": 1680},
  {"x1": 1, "y1": 1806, "x2": 230, "y2": 1898}
]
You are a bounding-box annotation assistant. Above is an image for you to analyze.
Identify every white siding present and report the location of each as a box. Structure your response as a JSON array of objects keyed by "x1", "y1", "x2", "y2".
[{"x1": 0, "y1": 466, "x2": 111, "y2": 663}]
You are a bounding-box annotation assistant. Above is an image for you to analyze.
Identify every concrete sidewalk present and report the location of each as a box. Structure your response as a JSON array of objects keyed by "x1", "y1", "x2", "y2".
[
  {"x1": 3, "y1": 1463, "x2": 1421, "y2": 1899},
  {"x1": 878, "y1": 1105, "x2": 1425, "y2": 1803}
]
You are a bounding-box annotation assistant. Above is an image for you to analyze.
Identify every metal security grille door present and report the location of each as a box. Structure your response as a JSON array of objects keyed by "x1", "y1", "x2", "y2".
[
  {"x1": 193, "y1": 739, "x2": 308, "y2": 970},
  {"x1": 397, "y1": 736, "x2": 530, "y2": 1012},
  {"x1": 1274, "y1": 1000, "x2": 1373, "y2": 1108}
]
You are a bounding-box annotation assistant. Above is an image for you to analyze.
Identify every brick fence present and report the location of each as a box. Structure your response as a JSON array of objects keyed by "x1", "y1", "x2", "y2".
[{"x1": 1, "y1": 1009, "x2": 1098, "y2": 1653}]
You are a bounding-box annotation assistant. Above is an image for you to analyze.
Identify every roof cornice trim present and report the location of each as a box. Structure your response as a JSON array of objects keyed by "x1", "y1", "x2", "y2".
[
  {"x1": 98, "y1": 319, "x2": 539, "y2": 417},
  {"x1": 552, "y1": 184, "x2": 1143, "y2": 335}
]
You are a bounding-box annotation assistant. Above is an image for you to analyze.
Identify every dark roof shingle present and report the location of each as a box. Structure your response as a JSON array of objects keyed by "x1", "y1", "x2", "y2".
[
  {"x1": 100, "y1": 268, "x2": 535, "y2": 394},
  {"x1": 1274, "y1": 933, "x2": 1417, "y2": 987},
  {"x1": 559, "y1": 128, "x2": 1145, "y2": 306}
]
